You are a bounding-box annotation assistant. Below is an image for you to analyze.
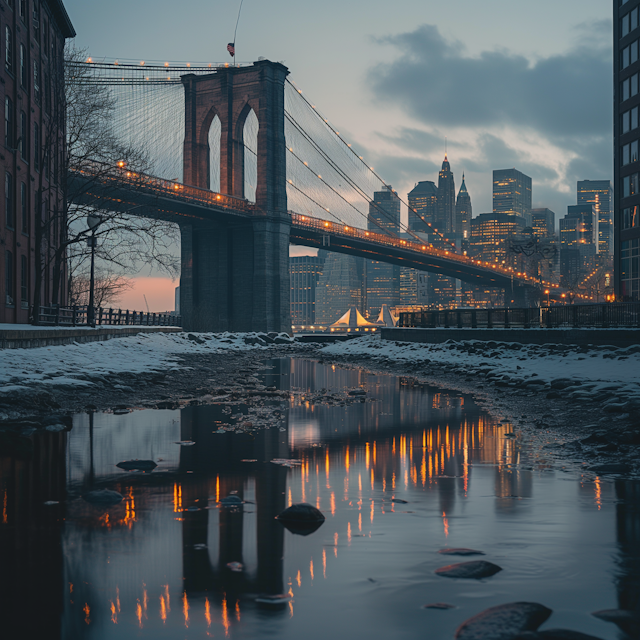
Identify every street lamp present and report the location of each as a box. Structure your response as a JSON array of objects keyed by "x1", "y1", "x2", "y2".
[{"x1": 86, "y1": 214, "x2": 101, "y2": 327}]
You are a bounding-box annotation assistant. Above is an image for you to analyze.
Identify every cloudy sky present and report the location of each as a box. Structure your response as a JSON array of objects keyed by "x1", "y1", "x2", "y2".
[{"x1": 64, "y1": 0, "x2": 612, "y2": 308}]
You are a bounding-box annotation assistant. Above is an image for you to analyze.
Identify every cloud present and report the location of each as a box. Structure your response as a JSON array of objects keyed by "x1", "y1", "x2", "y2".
[{"x1": 369, "y1": 23, "x2": 612, "y2": 138}]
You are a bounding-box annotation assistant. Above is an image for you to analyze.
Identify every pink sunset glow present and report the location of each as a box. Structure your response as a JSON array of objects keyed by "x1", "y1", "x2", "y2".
[{"x1": 116, "y1": 277, "x2": 178, "y2": 313}]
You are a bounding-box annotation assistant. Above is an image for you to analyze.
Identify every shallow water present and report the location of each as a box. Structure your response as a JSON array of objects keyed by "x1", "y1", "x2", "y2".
[{"x1": 0, "y1": 358, "x2": 637, "y2": 639}]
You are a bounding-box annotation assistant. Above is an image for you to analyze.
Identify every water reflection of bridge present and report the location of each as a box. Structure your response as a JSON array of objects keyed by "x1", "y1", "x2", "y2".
[{"x1": 3, "y1": 363, "x2": 640, "y2": 635}]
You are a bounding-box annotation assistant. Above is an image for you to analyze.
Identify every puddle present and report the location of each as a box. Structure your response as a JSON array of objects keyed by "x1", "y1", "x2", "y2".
[{"x1": 0, "y1": 358, "x2": 632, "y2": 639}]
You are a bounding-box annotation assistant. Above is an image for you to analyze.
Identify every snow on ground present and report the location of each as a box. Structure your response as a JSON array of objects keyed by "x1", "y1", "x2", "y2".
[
  {"x1": 0, "y1": 331, "x2": 292, "y2": 393},
  {"x1": 321, "y1": 334, "x2": 640, "y2": 407}
]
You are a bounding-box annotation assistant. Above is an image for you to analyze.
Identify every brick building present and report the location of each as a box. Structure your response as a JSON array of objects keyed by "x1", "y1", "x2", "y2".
[{"x1": 0, "y1": 0, "x2": 74, "y2": 323}]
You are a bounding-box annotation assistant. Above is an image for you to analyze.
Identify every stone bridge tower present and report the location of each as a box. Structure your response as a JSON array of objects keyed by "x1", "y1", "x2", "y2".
[{"x1": 179, "y1": 60, "x2": 291, "y2": 333}]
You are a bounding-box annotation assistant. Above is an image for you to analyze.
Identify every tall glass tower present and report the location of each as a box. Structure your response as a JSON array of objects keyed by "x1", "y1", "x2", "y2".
[{"x1": 493, "y1": 168, "x2": 532, "y2": 226}]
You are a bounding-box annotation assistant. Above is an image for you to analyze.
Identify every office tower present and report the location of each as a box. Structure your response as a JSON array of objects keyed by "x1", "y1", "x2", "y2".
[
  {"x1": 470, "y1": 213, "x2": 527, "y2": 264},
  {"x1": 315, "y1": 254, "x2": 364, "y2": 325},
  {"x1": 408, "y1": 181, "x2": 438, "y2": 234},
  {"x1": 577, "y1": 180, "x2": 613, "y2": 255},
  {"x1": 493, "y1": 168, "x2": 532, "y2": 225},
  {"x1": 365, "y1": 187, "x2": 401, "y2": 317},
  {"x1": 437, "y1": 155, "x2": 456, "y2": 235},
  {"x1": 455, "y1": 174, "x2": 472, "y2": 246},
  {"x1": 290, "y1": 255, "x2": 325, "y2": 326},
  {"x1": 531, "y1": 208, "x2": 555, "y2": 237},
  {"x1": 559, "y1": 205, "x2": 598, "y2": 285},
  {"x1": 615, "y1": 0, "x2": 640, "y2": 300}
]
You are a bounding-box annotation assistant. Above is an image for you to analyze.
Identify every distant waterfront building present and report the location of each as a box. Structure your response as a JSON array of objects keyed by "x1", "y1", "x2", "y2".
[
  {"x1": 577, "y1": 180, "x2": 613, "y2": 255},
  {"x1": 493, "y1": 168, "x2": 532, "y2": 226},
  {"x1": 614, "y1": 0, "x2": 640, "y2": 299},
  {"x1": 531, "y1": 208, "x2": 555, "y2": 237},
  {"x1": 290, "y1": 255, "x2": 325, "y2": 326},
  {"x1": 437, "y1": 155, "x2": 456, "y2": 236},
  {"x1": 315, "y1": 254, "x2": 364, "y2": 325},
  {"x1": 365, "y1": 187, "x2": 401, "y2": 317},
  {"x1": 175, "y1": 287, "x2": 181, "y2": 315},
  {"x1": 408, "y1": 181, "x2": 438, "y2": 235},
  {"x1": 455, "y1": 174, "x2": 472, "y2": 246}
]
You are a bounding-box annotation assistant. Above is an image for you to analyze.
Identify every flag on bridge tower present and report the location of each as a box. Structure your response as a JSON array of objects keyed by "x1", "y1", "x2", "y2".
[{"x1": 227, "y1": 42, "x2": 235, "y2": 57}]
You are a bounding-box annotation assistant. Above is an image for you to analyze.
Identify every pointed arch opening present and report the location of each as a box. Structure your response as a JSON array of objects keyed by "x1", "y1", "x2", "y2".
[
  {"x1": 208, "y1": 115, "x2": 221, "y2": 193},
  {"x1": 242, "y1": 109, "x2": 259, "y2": 203}
]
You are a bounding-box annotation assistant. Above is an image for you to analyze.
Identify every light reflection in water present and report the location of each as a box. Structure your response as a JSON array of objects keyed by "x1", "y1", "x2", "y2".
[{"x1": 1, "y1": 359, "x2": 631, "y2": 640}]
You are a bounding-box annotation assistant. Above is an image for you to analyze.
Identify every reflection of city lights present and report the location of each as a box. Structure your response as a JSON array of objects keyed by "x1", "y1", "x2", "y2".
[
  {"x1": 443, "y1": 511, "x2": 449, "y2": 538},
  {"x1": 110, "y1": 601, "x2": 117, "y2": 624},
  {"x1": 222, "y1": 595, "x2": 230, "y2": 637},
  {"x1": 205, "y1": 598, "x2": 211, "y2": 628},
  {"x1": 323, "y1": 549, "x2": 327, "y2": 578},
  {"x1": 310, "y1": 559, "x2": 314, "y2": 581},
  {"x1": 83, "y1": 603, "x2": 91, "y2": 625},
  {"x1": 182, "y1": 592, "x2": 189, "y2": 628},
  {"x1": 160, "y1": 595, "x2": 167, "y2": 624},
  {"x1": 296, "y1": 570, "x2": 301, "y2": 587},
  {"x1": 594, "y1": 477, "x2": 602, "y2": 511}
]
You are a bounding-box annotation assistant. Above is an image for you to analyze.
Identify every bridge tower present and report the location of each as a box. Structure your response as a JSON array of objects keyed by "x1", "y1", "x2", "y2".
[{"x1": 180, "y1": 60, "x2": 291, "y2": 333}]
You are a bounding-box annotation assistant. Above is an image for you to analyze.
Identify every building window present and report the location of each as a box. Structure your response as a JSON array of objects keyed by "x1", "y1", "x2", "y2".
[
  {"x1": 20, "y1": 254, "x2": 27, "y2": 303},
  {"x1": 33, "y1": 122, "x2": 39, "y2": 171},
  {"x1": 33, "y1": 60, "x2": 39, "y2": 103},
  {"x1": 20, "y1": 181, "x2": 27, "y2": 232},
  {"x1": 623, "y1": 206, "x2": 640, "y2": 229},
  {"x1": 19, "y1": 111, "x2": 27, "y2": 161},
  {"x1": 5, "y1": 96, "x2": 13, "y2": 148},
  {"x1": 5, "y1": 250, "x2": 14, "y2": 305},
  {"x1": 19, "y1": 43, "x2": 26, "y2": 87},
  {"x1": 623, "y1": 110, "x2": 631, "y2": 133},
  {"x1": 19, "y1": 0, "x2": 26, "y2": 23},
  {"x1": 623, "y1": 45, "x2": 630, "y2": 69},
  {"x1": 5, "y1": 171, "x2": 13, "y2": 228},
  {"x1": 623, "y1": 77, "x2": 630, "y2": 101},
  {"x1": 5, "y1": 26, "x2": 13, "y2": 73},
  {"x1": 621, "y1": 238, "x2": 640, "y2": 301},
  {"x1": 33, "y1": 2, "x2": 40, "y2": 42},
  {"x1": 623, "y1": 173, "x2": 639, "y2": 197}
]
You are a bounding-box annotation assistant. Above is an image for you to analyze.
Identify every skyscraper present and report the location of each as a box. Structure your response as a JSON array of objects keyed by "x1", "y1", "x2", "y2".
[
  {"x1": 493, "y1": 168, "x2": 532, "y2": 226},
  {"x1": 531, "y1": 208, "x2": 556, "y2": 237},
  {"x1": 614, "y1": 0, "x2": 640, "y2": 300},
  {"x1": 455, "y1": 174, "x2": 472, "y2": 245},
  {"x1": 290, "y1": 255, "x2": 325, "y2": 326},
  {"x1": 315, "y1": 254, "x2": 364, "y2": 325},
  {"x1": 366, "y1": 187, "x2": 401, "y2": 317},
  {"x1": 437, "y1": 155, "x2": 456, "y2": 235},
  {"x1": 408, "y1": 181, "x2": 438, "y2": 235},
  {"x1": 577, "y1": 180, "x2": 613, "y2": 255}
]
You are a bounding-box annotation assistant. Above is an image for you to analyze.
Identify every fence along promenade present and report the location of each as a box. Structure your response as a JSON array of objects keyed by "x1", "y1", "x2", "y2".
[{"x1": 398, "y1": 303, "x2": 640, "y2": 330}]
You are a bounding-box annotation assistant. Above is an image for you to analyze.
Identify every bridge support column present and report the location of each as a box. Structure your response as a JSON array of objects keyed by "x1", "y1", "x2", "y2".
[
  {"x1": 180, "y1": 216, "x2": 291, "y2": 333},
  {"x1": 505, "y1": 285, "x2": 532, "y2": 308},
  {"x1": 181, "y1": 60, "x2": 291, "y2": 333}
]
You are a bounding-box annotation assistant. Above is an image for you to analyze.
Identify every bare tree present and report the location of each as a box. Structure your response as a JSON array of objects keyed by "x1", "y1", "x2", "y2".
[
  {"x1": 68, "y1": 268, "x2": 133, "y2": 309},
  {"x1": 34, "y1": 44, "x2": 179, "y2": 322}
]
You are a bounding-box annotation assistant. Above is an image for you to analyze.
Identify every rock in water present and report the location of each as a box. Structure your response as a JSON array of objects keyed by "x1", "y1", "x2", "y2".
[
  {"x1": 276, "y1": 503, "x2": 325, "y2": 536},
  {"x1": 220, "y1": 495, "x2": 243, "y2": 506},
  {"x1": 439, "y1": 548, "x2": 485, "y2": 556},
  {"x1": 592, "y1": 609, "x2": 640, "y2": 637},
  {"x1": 82, "y1": 490, "x2": 124, "y2": 506},
  {"x1": 436, "y1": 560, "x2": 502, "y2": 579},
  {"x1": 455, "y1": 602, "x2": 552, "y2": 640},
  {"x1": 116, "y1": 460, "x2": 157, "y2": 472},
  {"x1": 423, "y1": 603, "x2": 456, "y2": 610}
]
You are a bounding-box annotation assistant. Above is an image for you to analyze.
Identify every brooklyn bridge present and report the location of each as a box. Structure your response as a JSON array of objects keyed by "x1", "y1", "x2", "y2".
[{"x1": 70, "y1": 58, "x2": 561, "y2": 332}]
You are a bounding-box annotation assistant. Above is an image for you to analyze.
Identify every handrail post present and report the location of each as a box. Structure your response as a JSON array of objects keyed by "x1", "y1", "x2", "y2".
[
  {"x1": 504, "y1": 308, "x2": 510, "y2": 329},
  {"x1": 487, "y1": 309, "x2": 493, "y2": 329},
  {"x1": 457, "y1": 310, "x2": 462, "y2": 329},
  {"x1": 471, "y1": 309, "x2": 477, "y2": 329},
  {"x1": 572, "y1": 305, "x2": 578, "y2": 328}
]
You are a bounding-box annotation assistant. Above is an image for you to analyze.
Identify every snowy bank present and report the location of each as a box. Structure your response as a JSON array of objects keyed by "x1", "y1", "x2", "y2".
[
  {"x1": 321, "y1": 334, "x2": 640, "y2": 410},
  {"x1": 0, "y1": 331, "x2": 294, "y2": 394}
]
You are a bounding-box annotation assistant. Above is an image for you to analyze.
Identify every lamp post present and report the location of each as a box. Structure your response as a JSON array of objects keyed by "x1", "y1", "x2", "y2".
[{"x1": 86, "y1": 214, "x2": 101, "y2": 327}]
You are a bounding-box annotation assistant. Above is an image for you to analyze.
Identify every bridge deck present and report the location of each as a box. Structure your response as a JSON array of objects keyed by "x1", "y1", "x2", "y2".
[{"x1": 70, "y1": 166, "x2": 562, "y2": 293}]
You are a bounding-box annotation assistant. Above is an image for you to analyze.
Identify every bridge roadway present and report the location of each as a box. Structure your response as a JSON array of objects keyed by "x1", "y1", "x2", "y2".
[{"x1": 69, "y1": 167, "x2": 557, "y2": 293}]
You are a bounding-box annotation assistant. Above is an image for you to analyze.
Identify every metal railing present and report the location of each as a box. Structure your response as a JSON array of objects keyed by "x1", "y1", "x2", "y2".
[
  {"x1": 398, "y1": 303, "x2": 640, "y2": 330},
  {"x1": 72, "y1": 163, "x2": 255, "y2": 214},
  {"x1": 34, "y1": 305, "x2": 181, "y2": 328}
]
